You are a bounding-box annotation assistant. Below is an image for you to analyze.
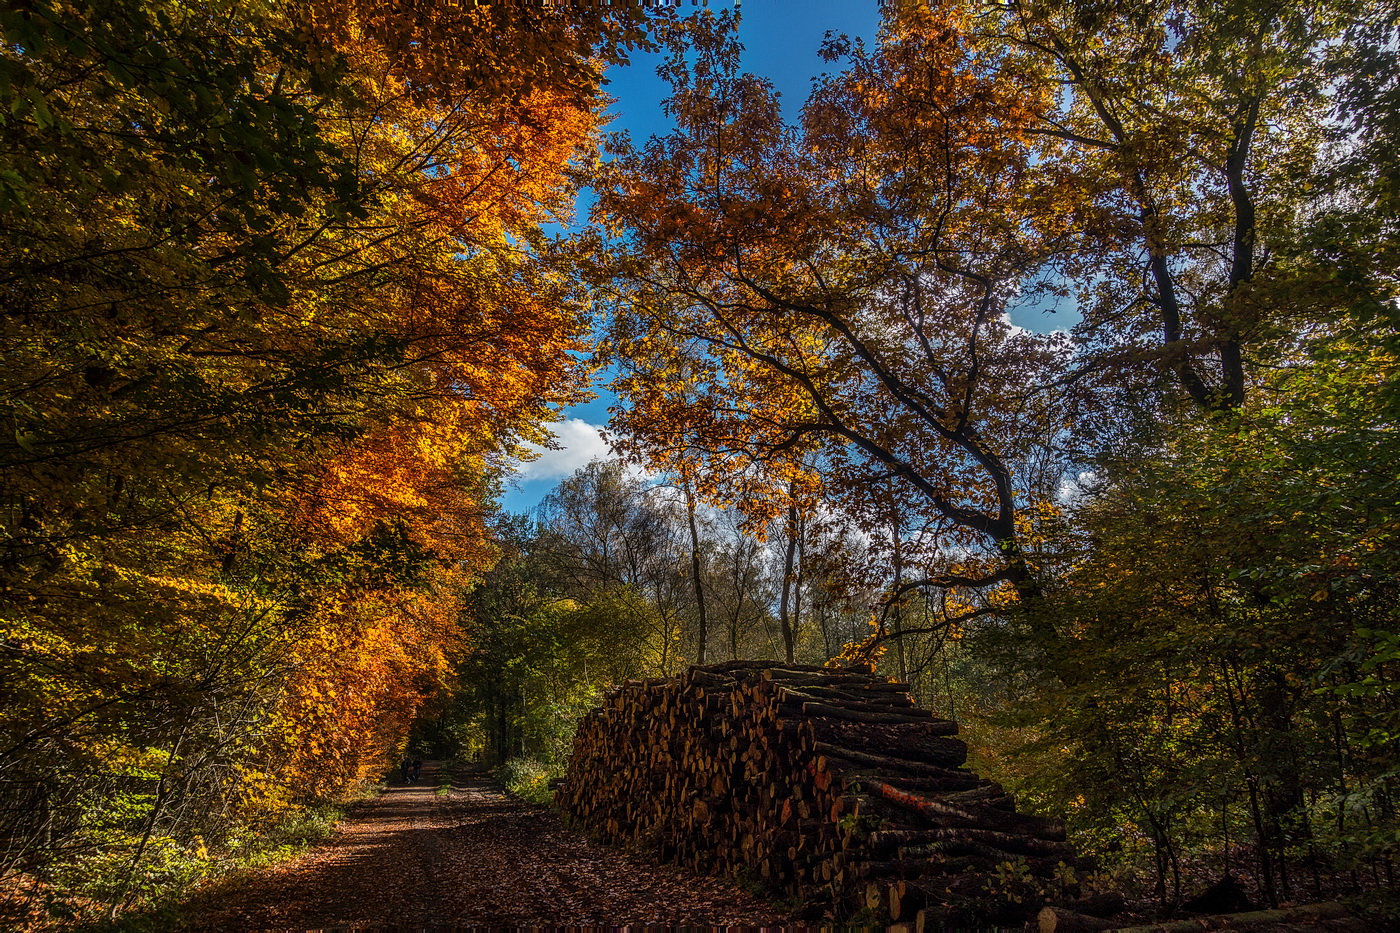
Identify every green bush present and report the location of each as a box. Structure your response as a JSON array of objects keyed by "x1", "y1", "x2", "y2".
[{"x1": 497, "y1": 757, "x2": 558, "y2": 805}]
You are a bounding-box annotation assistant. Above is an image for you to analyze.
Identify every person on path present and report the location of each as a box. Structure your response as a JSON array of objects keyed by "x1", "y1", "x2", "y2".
[
  {"x1": 400, "y1": 756, "x2": 412, "y2": 783},
  {"x1": 411, "y1": 759, "x2": 423, "y2": 782}
]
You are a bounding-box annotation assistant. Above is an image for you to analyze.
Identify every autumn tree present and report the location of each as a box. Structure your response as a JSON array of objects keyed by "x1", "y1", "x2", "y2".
[
  {"x1": 884, "y1": 0, "x2": 1349, "y2": 411},
  {"x1": 1006, "y1": 326, "x2": 1400, "y2": 904},
  {"x1": 589, "y1": 3, "x2": 1399, "y2": 910},
  {"x1": 590, "y1": 11, "x2": 1075, "y2": 639},
  {"x1": 703, "y1": 506, "x2": 777, "y2": 661},
  {"x1": 0, "y1": 0, "x2": 654, "y2": 911},
  {"x1": 855, "y1": 0, "x2": 1400, "y2": 904}
]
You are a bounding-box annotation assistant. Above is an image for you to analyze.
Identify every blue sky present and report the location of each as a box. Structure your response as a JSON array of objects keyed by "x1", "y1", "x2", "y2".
[
  {"x1": 500, "y1": 1, "x2": 1078, "y2": 513},
  {"x1": 501, "y1": 1, "x2": 885, "y2": 513}
]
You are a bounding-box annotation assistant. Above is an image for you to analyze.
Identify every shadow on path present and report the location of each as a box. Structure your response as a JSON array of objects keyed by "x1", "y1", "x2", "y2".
[{"x1": 181, "y1": 762, "x2": 789, "y2": 931}]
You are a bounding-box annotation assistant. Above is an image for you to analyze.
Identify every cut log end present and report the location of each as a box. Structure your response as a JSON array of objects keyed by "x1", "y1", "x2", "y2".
[{"x1": 560, "y1": 661, "x2": 1079, "y2": 924}]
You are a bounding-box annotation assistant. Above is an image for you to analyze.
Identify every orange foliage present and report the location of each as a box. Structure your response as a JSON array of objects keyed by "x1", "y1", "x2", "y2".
[
  {"x1": 595, "y1": 12, "x2": 1072, "y2": 595},
  {"x1": 301, "y1": 419, "x2": 495, "y2": 566},
  {"x1": 273, "y1": 567, "x2": 467, "y2": 800},
  {"x1": 257, "y1": 11, "x2": 615, "y2": 803}
]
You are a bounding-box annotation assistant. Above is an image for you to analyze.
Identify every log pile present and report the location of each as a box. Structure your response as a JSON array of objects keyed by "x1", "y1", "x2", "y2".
[{"x1": 557, "y1": 661, "x2": 1082, "y2": 924}]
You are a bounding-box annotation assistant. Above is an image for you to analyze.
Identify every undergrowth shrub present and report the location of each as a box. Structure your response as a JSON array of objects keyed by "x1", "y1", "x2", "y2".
[{"x1": 497, "y1": 757, "x2": 557, "y2": 804}]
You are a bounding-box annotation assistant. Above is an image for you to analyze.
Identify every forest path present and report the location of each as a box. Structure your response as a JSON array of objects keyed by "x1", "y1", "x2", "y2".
[{"x1": 182, "y1": 762, "x2": 790, "y2": 931}]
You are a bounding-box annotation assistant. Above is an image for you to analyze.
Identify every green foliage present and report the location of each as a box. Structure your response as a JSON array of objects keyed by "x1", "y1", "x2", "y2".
[
  {"x1": 968, "y1": 301, "x2": 1400, "y2": 902},
  {"x1": 447, "y1": 507, "x2": 666, "y2": 770},
  {"x1": 58, "y1": 800, "x2": 347, "y2": 932},
  {"x1": 497, "y1": 757, "x2": 559, "y2": 806},
  {"x1": 6, "y1": 0, "x2": 1393, "y2": 921},
  {"x1": 232, "y1": 803, "x2": 348, "y2": 869},
  {"x1": 0, "y1": 0, "x2": 640, "y2": 922}
]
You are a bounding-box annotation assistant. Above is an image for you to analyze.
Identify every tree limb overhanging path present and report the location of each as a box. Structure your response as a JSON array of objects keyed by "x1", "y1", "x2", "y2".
[{"x1": 184, "y1": 763, "x2": 789, "y2": 930}]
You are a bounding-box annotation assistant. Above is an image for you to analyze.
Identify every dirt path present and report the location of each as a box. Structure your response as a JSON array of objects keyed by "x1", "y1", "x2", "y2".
[{"x1": 183, "y1": 762, "x2": 790, "y2": 930}]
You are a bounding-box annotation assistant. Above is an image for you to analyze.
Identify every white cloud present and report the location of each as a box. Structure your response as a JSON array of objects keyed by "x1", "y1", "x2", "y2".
[
  {"x1": 1057, "y1": 469, "x2": 1099, "y2": 504},
  {"x1": 514, "y1": 419, "x2": 615, "y2": 481},
  {"x1": 1001, "y1": 310, "x2": 1034, "y2": 339}
]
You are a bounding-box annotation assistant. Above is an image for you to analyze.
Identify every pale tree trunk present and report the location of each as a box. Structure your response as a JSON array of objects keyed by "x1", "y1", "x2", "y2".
[
  {"x1": 778, "y1": 503, "x2": 799, "y2": 665},
  {"x1": 891, "y1": 512, "x2": 909, "y2": 683},
  {"x1": 681, "y1": 471, "x2": 709, "y2": 665}
]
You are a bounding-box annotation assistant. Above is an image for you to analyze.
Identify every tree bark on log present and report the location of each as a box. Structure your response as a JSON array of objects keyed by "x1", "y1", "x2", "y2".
[
  {"x1": 813, "y1": 742, "x2": 965, "y2": 776},
  {"x1": 558, "y1": 661, "x2": 1082, "y2": 924},
  {"x1": 797, "y1": 701, "x2": 938, "y2": 725},
  {"x1": 1037, "y1": 906, "x2": 1118, "y2": 933}
]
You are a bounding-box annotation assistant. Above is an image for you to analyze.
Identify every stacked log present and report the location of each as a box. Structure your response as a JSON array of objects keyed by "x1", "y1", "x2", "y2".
[{"x1": 556, "y1": 661, "x2": 1081, "y2": 924}]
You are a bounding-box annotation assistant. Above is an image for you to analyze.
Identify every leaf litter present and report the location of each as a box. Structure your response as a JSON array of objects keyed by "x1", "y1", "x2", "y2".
[{"x1": 181, "y1": 762, "x2": 791, "y2": 930}]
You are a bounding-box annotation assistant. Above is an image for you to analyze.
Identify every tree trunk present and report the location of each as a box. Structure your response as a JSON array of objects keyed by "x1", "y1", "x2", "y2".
[
  {"x1": 682, "y1": 473, "x2": 709, "y2": 665},
  {"x1": 778, "y1": 502, "x2": 799, "y2": 665},
  {"x1": 891, "y1": 511, "x2": 909, "y2": 682}
]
